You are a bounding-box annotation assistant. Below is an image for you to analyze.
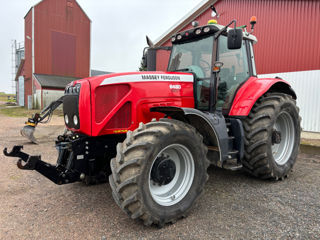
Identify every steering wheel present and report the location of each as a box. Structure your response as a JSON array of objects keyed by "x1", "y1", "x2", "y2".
[
  {"x1": 187, "y1": 65, "x2": 205, "y2": 79},
  {"x1": 199, "y1": 59, "x2": 211, "y2": 73}
]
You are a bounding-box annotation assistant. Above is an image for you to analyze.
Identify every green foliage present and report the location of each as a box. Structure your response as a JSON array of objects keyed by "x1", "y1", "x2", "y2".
[
  {"x1": 139, "y1": 59, "x2": 147, "y2": 71},
  {"x1": 0, "y1": 93, "x2": 15, "y2": 102}
]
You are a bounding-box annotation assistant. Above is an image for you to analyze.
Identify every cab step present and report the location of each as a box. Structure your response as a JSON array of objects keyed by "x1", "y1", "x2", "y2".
[{"x1": 222, "y1": 158, "x2": 242, "y2": 171}]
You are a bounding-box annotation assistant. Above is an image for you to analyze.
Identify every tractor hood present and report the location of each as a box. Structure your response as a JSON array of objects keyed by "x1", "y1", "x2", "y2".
[
  {"x1": 65, "y1": 72, "x2": 195, "y2": 136},
  {"x1": 89, "y1": 71, "x2": 194, "y2": 86}
]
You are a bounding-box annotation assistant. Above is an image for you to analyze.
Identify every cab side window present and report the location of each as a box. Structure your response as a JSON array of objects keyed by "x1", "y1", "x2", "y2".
[{"x1": 217, "y1": 36, "x2": 250, "y2": 109}]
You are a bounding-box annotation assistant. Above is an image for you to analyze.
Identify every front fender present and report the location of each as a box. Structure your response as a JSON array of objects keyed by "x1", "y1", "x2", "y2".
[
  {"x1": 229, "y1": 77, "x2": 296, "y2": 116},
  {"x1": 150, "y1": 106, "x2": 230, "y2": 164}
]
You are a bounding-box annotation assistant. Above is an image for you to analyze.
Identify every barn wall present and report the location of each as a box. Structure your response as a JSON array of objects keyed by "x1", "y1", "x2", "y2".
[
  {"x1": 259, "y1": 70, "x2": 320, "y2": 132},
  {"x1": 34, "y1": 89, "x2": 42, "y2": 109},
  {"x1": 156, "y1": 0, "x2": 320, "y2": 75},
  {"x1": 42, "y1": 89, "x2": 64, "y2": 109},
  {"x1": 18, "y1": 76, "x2": 25, "y2": 106},
  {"x1": 34, "y1": 0, "x2": 90, "y2": 78}
]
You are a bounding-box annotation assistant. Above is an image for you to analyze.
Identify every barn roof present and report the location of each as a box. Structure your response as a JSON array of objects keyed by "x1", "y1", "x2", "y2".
[
  {"x1": 91, "y1": 69, "x2": 112, "y2": 76},
  {"x1": 33, "y1": 74, "x2": 78, "y2": 89},
  {"x1": 154, "y1": 0, "x2": 217, "y2": 47},
  {"x1": 24, "y1": 0, "x2": 91, "y2": 22},
  {"x1": 34, "y1": 70, "x2": 111, "y2": 89}
]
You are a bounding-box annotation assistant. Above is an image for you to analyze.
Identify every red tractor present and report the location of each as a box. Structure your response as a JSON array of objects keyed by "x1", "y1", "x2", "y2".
[{"x1": 4, "y1": 19, "x2": 301, "y2": 226}]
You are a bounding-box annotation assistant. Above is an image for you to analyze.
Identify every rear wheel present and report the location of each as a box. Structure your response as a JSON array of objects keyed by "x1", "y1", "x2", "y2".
[
  {"x1": 109, "y1": 118, "x2": 209, "y2": 226},
  {"x1": 241, "y1": 93, "x2": 301, "y2": 180}
]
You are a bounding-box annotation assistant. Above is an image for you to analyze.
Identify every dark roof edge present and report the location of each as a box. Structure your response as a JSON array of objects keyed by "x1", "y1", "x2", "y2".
[
  {"x1": 154, "y1": 0, "x2": 217, "y2": 47},
  {"x1": 33, "y1": 73, "x2": 79, "y2": 88},
  {"x1": 24, "y1": 6, "x2": 33, "y2": 19},
  {"x1": 33, "y1": 73, "x2": 79, "y2": 79}
]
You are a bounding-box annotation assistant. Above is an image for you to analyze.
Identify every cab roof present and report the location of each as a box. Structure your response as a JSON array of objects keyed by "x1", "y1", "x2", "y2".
[{"x1": 171, "y1": 23, "x2": 257, "y2": 45}]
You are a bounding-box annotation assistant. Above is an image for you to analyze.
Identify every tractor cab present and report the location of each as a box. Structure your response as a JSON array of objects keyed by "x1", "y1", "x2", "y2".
[{"x1": 167, "y1": 20, "x2": 257, "y2": 113}]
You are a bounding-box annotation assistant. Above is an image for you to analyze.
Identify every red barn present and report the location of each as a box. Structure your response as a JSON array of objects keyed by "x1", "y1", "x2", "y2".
[
  {"x1": 153, "y1": 0, "x2": 320, "y2": 132},
  {"x1": 20, "y1": 0, "x2": 90, "y2": 109}
]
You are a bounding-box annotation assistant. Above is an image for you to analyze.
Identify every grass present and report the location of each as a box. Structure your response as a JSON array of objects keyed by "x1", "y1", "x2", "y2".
[
  {"x1": 0, "y1": 92, "x2": 15, "y2": 102},
  {"x1": 0, "y1": 107, "x2": 38, "y2": 117},
  {"x1": 0, "y1": 92, "x2": 63, "y2": 117},
  {"x1": 0, "y1": 106, "x2": 63, "y2": 118}
]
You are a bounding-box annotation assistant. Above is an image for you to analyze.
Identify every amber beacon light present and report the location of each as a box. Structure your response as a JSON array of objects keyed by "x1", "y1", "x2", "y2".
[{"x1": 250, "y1": 16, "x2": 257, "y2": 33}]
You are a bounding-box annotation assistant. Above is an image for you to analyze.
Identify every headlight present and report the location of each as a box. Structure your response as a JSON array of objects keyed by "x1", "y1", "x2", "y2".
[
  {"x1": 195, "y1": 28, "x2": 202, "y2": 35},
  {"x1": 203, "y1": 26, "x2": 210, "y2": 33},
  {"x1": 73, "y1": 115, "x2": 78, "y2": 126},
  {"x1": 75, "y1": 84, "x2": 81, "y2": 93},
  {"x1": 64, "y1": 114, "x2": 69, "y2": 124},
  {"x1": 176, "y1": 34, "x2": 182, "y2": 40}
]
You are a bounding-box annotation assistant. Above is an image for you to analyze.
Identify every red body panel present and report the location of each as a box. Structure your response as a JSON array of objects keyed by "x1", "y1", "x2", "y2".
[
  {"x1": 77, "y1": 80, "x2": 92, "y2": 136},
  {"x1": 229, "y1": 76, "x2": 290, "y2": 116},
  {"x1": 69, "y1": 73, "x2": 291, "y2": 136},
  {"x1": 72, "y1": 72, "x2": 194, "y2": 137}
]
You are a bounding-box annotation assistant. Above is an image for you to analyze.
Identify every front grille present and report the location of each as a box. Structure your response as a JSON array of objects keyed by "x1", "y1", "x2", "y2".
[
  {"x1": 104, "y1": 102, "x2": 132, "y2": 129},
  {"x1": 63, "y1": 94, "x2": 80, "y2": 129},
  {"x1": 94, "y1": 84, "x2": 130, "y2": 123}
]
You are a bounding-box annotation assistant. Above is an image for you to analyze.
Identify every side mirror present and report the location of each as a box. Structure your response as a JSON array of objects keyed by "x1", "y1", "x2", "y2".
[
  {"x1": 146, "y1": 36, "x2": 154, "y2": 48},
  {"x1": 142, "y1": 50, "x2": 148, "y2": 69},
  {"x1": 227, "y1": 29, "x2": 243, "y2": 49}
]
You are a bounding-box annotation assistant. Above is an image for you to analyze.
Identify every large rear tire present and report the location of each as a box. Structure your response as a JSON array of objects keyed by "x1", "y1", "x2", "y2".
[
  {"x1": 109, "y1": 118, "x2": 209, "y2": 226},
  {"x1": 241, "y1": 93, "x2": 301, "y2": 180}
]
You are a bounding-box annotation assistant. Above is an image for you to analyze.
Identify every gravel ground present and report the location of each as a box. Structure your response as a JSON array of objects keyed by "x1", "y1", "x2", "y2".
[{"x1": 0, "y1": 113, "x2": 320, "y2": 240}]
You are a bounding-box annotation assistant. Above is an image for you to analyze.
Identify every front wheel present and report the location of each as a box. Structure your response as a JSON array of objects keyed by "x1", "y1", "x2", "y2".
[
  {"x1": 109, "y1": 119, "x2": 209, "y2": 226},
  {"x1": 241, "y1": 93, "x2": 301, "y2": 180}
]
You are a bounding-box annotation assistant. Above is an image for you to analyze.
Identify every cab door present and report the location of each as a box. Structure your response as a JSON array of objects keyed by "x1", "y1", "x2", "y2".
[{"x1": 216, "y1": 36, "x2": 252, "y2": 111}]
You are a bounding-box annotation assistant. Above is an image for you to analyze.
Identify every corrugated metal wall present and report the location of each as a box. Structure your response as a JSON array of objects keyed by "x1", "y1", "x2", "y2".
[
  {"x1": 42, "y1": 89, "x2": 64, "y2": 109},
  {"x1": 156, "y1": 0, "x2": 320, "y2": 74},
  {"x1": 18, "y1": 76, "x2": 24, "y2": 106},
  {"x1": 34, "y1": 0, "x2": 90, "y2": 78},
  {"x1": 259, "y1": 70, "x2": 320, "y2": 132}
]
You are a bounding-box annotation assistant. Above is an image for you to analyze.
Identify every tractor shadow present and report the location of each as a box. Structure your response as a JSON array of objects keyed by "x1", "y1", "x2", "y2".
[{"x1": 60, "y1": 164, "x2": 277, "y2": 232}]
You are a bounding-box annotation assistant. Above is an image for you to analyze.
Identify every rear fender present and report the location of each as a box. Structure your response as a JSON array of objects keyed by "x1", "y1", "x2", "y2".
[
  {"x1": 229, "y1": 77, "x2": 297, "y2": 116},
  {"x1": 150, "y1": 107, "x2": 230, "y2": 164}
]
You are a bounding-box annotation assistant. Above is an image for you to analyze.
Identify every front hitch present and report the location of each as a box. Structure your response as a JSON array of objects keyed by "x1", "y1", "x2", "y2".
[{"x1": 3, "y1": 145, "x2": 79, "y2": 185}]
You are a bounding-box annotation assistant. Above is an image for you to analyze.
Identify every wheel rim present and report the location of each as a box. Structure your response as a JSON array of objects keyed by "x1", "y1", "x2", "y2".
[
  {"x1": 149, "y1": 144, "x2": 195, "y2": 206},
  {"x1": 271, "y1": 111, "x2": 295, "y2": 165}
]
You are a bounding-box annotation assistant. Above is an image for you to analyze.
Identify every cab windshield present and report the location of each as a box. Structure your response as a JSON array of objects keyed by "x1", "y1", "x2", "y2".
[
  {"x1": 167, "y1": 34, "x2": 251, "y2": 112},
  {"x1": 168, "y1": 36, "x2": 214, "y2": 79}
]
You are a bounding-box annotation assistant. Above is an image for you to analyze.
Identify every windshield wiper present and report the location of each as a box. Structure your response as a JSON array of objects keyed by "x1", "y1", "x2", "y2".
[{"x1": 171, "y1": 68, "x2": 190, "y2": 72}]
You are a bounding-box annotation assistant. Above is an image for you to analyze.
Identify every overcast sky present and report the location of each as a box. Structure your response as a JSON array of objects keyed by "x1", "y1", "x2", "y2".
[{"x1": 0, "y1": 0, "x2": 205, "y2": 93}]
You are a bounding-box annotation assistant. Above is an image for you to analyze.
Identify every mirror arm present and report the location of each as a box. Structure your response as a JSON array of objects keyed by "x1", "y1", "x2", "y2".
[{"x1": 215, "y1": 19, "x2": 237, "y2": 39}]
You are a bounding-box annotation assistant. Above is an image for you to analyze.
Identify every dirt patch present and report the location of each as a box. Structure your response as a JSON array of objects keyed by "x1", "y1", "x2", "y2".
[
  {"x1": 301, "y1": 138, "x2": 320, "y2": 147},
  {"x1": 0, "y1": 113, "x2": 319, "y2": 239}
]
